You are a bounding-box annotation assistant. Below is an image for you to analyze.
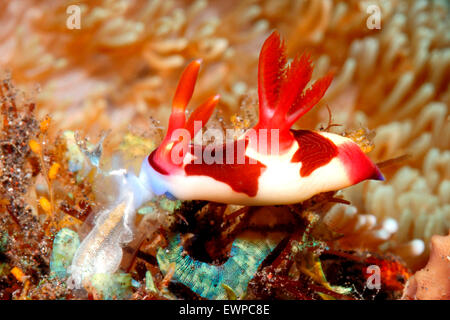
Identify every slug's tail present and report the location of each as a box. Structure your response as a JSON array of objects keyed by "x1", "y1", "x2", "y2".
[
  {"x1": 254, "y1": 31, "x2": 333, "y2": 151},
  {"x1": 149, "y1": 60, "x2": 220, "y2": 174},
  {"x1": 67, "y1": 169, "x2": 154, "y2": 289}
]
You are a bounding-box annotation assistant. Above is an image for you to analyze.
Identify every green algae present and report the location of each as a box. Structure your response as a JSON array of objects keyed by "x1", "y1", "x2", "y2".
[
  {"x1": 157, "y1": 233, "x2": 281, "y2": 299},
  {"x1": 50, "y1": 228, "x2": 80, "y2": 278},
  {"x1": 90, "y1": 273, "x2": 133, "y2": 300},
  {"x1": 145, "y1": 271, "x2": 157, "y2": 293},
  {"x1": 0, "y1": 231, "x2": 7, "y2": 252}
]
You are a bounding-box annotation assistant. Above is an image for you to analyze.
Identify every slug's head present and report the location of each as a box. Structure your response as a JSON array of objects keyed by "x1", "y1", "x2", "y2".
[{"x1": 148, "y1": 60, "x2": 220, "y2": 175}]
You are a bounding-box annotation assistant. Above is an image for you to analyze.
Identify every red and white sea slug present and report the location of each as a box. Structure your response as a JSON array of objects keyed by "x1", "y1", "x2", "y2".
[
  {"x1": 67, "y1": 31, "x2": 385, "y2": 289},
  {"x1": 141, "y1": 31, "x2": 384, "y2": 206}
]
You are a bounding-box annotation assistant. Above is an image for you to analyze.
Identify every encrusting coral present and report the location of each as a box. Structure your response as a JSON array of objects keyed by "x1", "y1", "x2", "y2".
[
  {"x1": 402, "y1": 231, "x2": 450, "y2": 300},
  {"x1": 0, "y1": 78, "x2": 54, "y2": 299}
]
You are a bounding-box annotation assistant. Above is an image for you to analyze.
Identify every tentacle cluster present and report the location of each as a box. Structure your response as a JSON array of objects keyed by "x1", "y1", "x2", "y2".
[
  {"x1": 254, "y1": 31, "x2": 334, "y2": 151},
  {"x1": 149, "y1": 60, "x2": 220, "y2": 174}
]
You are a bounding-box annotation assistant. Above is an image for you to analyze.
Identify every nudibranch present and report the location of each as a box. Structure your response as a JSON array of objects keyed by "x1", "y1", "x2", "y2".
[
  {"x1": 68, "y1": 31, "x2": 384, "y2": 289},
  {"x1": 141, "y1": 31, "x2": 383, "y2": 206}
]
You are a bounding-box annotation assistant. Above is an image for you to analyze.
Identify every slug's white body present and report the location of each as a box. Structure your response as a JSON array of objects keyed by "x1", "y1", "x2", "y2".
[{"x1": 142, "y1": 131, "x2": 382, "y2": 206}]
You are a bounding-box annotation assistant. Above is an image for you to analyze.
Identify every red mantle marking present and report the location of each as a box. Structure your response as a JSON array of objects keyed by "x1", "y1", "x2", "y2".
[
  {"x1": 338, "y1": 142, "x2": 384, "y2": 184},
  {"x1": 290, "y1": 130, "x2": 338, "y2": 177},
  {"x1": 184, "y1": 140, "x2": 266, "y2": 197}
]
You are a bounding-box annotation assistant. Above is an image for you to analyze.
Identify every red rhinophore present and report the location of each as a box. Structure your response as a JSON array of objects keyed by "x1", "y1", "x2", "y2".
[
  {"x1": 185, "y1": 140, "x2": 267, "y2": 197},
  {"x1": 148, "y1": 150, "x2": 169, "y2": 175},
  {"x1": 338, "y1": 142, "x2": 384, "y2": 184},
  {"x1": 252, "y1": 31, "x2": 334, "y2": 153},
  {"x1": 290, "y1": 130, "x2": 338, "y2": 177},
  {"x1": 149, "y1": 59, "x2": 220, "y2": 174}
]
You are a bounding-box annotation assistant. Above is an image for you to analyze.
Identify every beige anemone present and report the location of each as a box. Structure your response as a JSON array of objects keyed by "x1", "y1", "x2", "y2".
[{"x1": 0, "y1": 0, "x2": 448, "y2": 269}]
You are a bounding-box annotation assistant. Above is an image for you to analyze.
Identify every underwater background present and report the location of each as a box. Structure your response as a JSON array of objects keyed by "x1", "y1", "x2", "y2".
[{"x1": 0, "y1": 0, "x2": 448, "y2": 300}]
